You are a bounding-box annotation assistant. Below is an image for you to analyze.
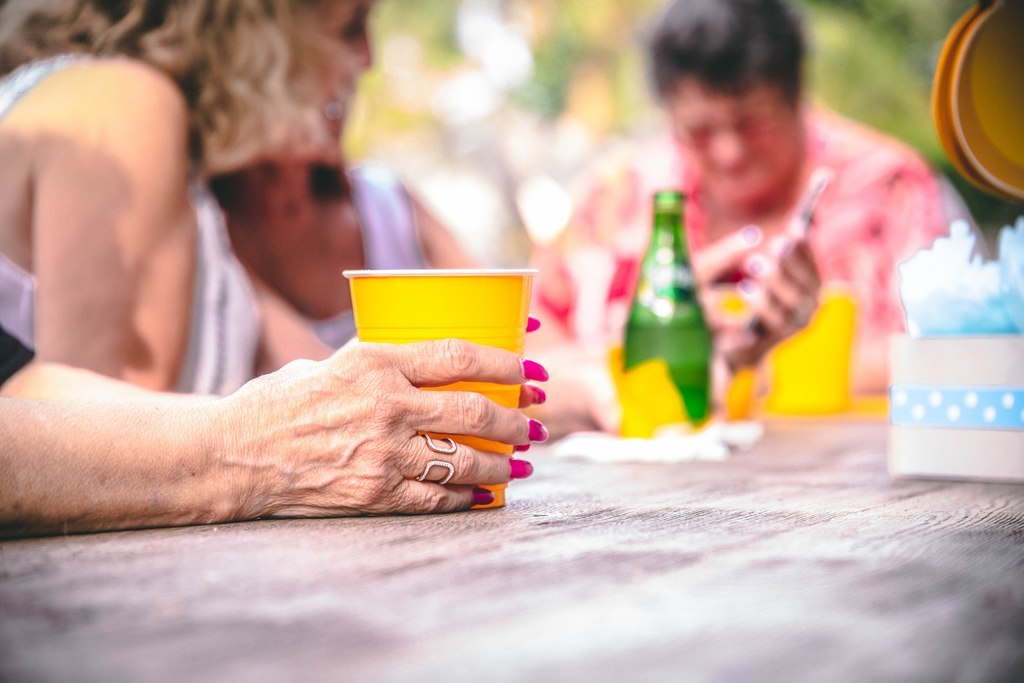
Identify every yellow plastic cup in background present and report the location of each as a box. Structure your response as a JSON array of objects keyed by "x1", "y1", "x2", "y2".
[
  {"x1": 344, "y1": 268, "x2": 536, "y2": 508},
  {"x1": 708, "y1": 284, "x2": 759, "y2": 421},
  {"x1": 764, "y1": 286, "x2": 858, "y2": 415},
  {"x1": 608, "y1": 345, "x2": 690, "y2": 438}
]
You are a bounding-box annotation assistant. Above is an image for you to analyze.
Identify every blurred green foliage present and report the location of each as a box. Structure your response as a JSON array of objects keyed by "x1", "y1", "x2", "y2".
[
  {"x1": 357, "y1": 0, "x2": 1020, "y2": 233},
  {"x1": 798, "y1": 0, "x2": 1021, "y2": 234}
]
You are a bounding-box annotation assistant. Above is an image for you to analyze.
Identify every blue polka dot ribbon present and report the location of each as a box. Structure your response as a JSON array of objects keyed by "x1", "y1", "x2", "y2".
[{"x1": 890, "y1": 385, "x2": 1024, "y2": 430}]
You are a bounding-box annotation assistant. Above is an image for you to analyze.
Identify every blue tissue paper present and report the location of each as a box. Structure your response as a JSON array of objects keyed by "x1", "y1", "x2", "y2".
[
  {"x1": 999, "y1": 217, "x2": 1024, "y2": 331},
  {"x1": 899, "y1": 219, "x2": 1021, "y2": 336}
]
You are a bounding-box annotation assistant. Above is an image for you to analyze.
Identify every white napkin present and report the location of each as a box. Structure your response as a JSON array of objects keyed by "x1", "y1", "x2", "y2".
[{"x1": 551, "y1": 421, "x2": 764, "y2": 464}]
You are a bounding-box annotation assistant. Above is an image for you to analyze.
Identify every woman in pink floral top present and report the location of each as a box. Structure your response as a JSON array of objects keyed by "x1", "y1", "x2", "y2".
[{"x1": 532, "y1": 0, "x2": 968, "y2": 432}]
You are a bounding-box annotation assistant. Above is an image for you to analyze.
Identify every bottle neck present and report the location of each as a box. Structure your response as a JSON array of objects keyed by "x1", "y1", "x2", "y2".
[
  {"x1": 634, "y1": 207, "x2": 697, "y2": 305},
  {"x1": 647, "y1": 210, "x2": 689, "y2": 262}
]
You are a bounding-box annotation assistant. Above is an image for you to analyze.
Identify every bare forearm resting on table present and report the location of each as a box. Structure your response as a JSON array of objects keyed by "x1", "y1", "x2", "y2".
[{"x1": 0, "y1": 396, "x2": 235, "y2": 538}]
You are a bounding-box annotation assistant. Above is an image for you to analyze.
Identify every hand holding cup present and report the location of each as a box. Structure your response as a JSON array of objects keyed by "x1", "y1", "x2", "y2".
[{"x1": 220, "y1": 338, "x2": 548, "y2": 517}]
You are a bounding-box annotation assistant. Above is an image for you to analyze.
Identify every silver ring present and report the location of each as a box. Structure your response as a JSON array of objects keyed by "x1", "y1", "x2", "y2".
[
  {"x1": 323, "y1": 101, "x2": 345, "y2": 121},
  {"x1": 747, "y1": 315, "x2": 769, "y2": 337},
  {"x1": 421, "y1": 434, "x2": 458, "y2": 455},
  {"x1": 415, "y1": 460, "x2": 456, "y2": 485}
]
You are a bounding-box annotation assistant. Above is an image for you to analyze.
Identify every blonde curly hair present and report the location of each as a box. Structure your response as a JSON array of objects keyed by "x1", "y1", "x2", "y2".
[{"x1": 0, "y1": 0, "x2": 352, "y2": 174}]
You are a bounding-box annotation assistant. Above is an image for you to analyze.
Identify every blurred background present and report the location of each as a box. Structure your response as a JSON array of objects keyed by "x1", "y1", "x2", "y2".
[{"x1": 346, "y1": 0, "x2": 1022, "y2": 266}]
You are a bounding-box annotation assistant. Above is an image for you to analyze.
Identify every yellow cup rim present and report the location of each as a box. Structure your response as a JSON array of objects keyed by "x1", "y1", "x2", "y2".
[{"x1": 343, "y1": 268, "x2": 538, "y2": 279}]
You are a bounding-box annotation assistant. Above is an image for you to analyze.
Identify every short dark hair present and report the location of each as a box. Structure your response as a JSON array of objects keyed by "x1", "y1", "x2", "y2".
[{"x1": 648, "y1": 0, "x2": 805, "y2": 104}]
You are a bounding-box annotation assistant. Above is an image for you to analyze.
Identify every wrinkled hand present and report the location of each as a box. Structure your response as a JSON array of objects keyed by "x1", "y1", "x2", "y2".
[
  {"x1": 696, "y1": 226, "x2": 822, "y2": 370},
  {"x1": 215, "y1": 339, "x2": 548, "y2": 518}
]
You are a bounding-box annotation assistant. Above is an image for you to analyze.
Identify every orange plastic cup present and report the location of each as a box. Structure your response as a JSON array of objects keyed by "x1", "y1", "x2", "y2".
[{"x1": 343, "y1": 268, "x2": 536, "y2": 508}]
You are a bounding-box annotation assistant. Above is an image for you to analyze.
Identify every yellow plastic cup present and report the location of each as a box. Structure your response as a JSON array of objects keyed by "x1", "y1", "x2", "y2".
[
  {"x1": 343, "y1": 268, "x2": 536, "y2": 508},
  {"x1": 707, "y1": 284, "x2": 759, "y2": 421},
  {"x1": 764, "y1": 286, "x2": 858, "y2": 415},
  {"x1": 608, "y1": 346, "x2": 691, "y2": 438}
]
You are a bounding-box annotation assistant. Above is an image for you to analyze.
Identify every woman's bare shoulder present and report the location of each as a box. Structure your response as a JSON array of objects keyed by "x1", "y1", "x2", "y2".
[{"x1": 6, "y1": 58, "x2": 187, "y2": 139}]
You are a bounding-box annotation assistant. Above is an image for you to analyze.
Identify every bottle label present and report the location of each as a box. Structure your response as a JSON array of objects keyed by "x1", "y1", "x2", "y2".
[{"x1": 645, "y1": 264, "x2": 695, "y2": 296}]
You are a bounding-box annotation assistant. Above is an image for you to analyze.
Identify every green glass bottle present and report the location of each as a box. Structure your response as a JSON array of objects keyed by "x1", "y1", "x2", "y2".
[{"x1": 623, "y1": 190, "x2": 711, "y2": 424}]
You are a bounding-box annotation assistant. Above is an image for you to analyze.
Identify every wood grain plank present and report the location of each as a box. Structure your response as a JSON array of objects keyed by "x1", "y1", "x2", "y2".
[{"x1": 1, "y1": 420, "x2": 1021, "y2": 682}]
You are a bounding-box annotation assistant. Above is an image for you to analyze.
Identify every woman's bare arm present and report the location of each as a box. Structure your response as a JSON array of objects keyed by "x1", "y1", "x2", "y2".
[
  {"x1": 1, "y1": 340, "x2": 545, "y2": 538},
  {"x1": 6, "y1": 60, "x2": 196, "y2": 392},
  {"x1": 0, "y1": 365, "x2": 232, "y2": 538}
]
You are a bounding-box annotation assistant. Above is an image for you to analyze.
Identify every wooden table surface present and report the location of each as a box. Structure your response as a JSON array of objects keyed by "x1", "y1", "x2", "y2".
[{"x1": 1, "y1": 419, "x2": 1022, "y2": 682}]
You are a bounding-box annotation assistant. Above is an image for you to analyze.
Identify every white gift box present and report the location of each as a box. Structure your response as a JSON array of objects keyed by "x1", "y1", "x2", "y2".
[{"x1": 889, "y1": 335, "x2": 1024, "y2": 483}]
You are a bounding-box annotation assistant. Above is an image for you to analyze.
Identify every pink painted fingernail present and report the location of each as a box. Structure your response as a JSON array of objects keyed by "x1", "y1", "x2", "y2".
[
  {"x1": 527, "y1": 316, "x2": 542, "y2": 333},
  {"x1": 522, "y1": 359, "x2": 550, "y2": 382},
  {"x1": 529, "y1": 419, "x2": 549, "y2": 443},
  {"x1": 514, "y1": 443, "x2": 532, "y2": 452},
  {"x1": 509, "y1": 459, "x2": 534, "y2": 479},
  {"x1": 530, "y1": 385, "x2": 547, "y2": 404},
  {"x1": 744, "y1": 254, "x2": 765, "y2": 276},
  {"x1": 738, "y1": 278, "x2": 759, "y2": 297},
  {"x1": 741, "y1": 225, "x2": 762, "y2": 245},
  {"x1": 472, "y1": 487, "x2": 495, "y2": 506}
]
